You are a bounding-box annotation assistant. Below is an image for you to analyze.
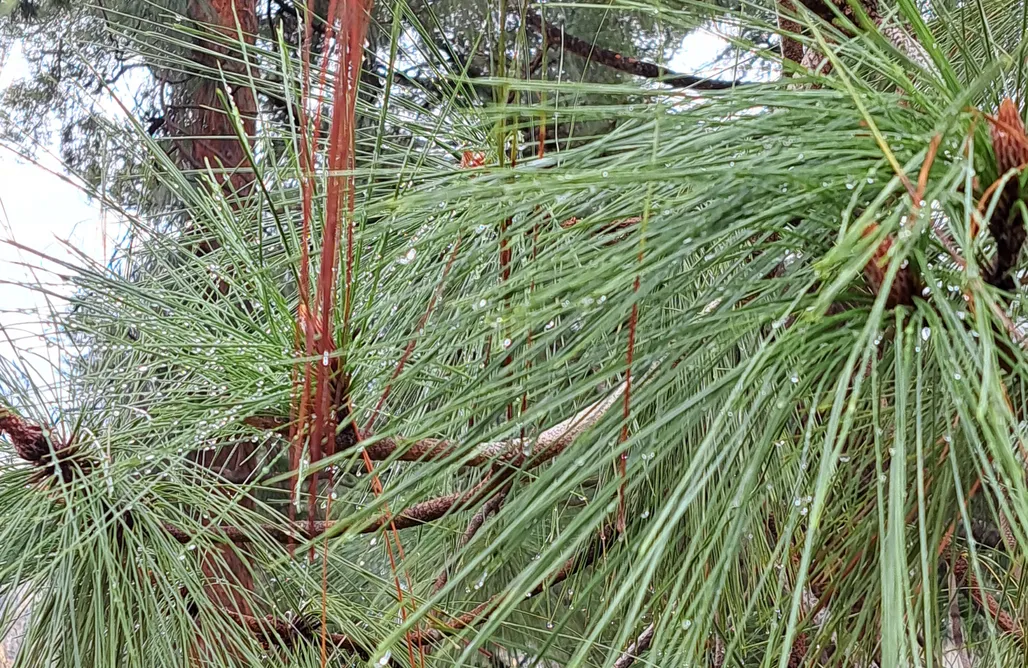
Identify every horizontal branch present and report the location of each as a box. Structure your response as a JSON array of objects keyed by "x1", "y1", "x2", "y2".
[
  {"x1": 224, "y1": 610, "x2": 368, "y2": 654},
  {"x1": 214, "y1": 523, "x2": 622, "y2": 654},
  {"x1": 224, "y1": 587, "x2": 504, "y2": 654},
  {"x1": 248, "y1": 375, "x2": 630, "y2": 473},
  {"x1": 524, "y1": 11, "x2": 747, "y2": 90},
  {"x1": 163, "y1": 475, "x2": 506, "y2": 546},
  {"x1": 361, "y1": 378, "x2": 629, "y2": 469}
]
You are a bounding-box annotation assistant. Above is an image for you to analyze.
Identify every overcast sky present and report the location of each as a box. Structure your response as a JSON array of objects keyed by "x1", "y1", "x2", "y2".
[
  {"x1": 0, "y1": 25, "x2": 771, "y2": 405},
  {"x1": 0, "y1": 42, "x2": 113, "y2": 406}
]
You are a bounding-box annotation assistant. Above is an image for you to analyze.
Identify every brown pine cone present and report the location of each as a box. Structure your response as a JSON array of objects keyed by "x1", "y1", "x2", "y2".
[{"x1": 986, "y1": 98, "x2": 1028, "y2": 288}]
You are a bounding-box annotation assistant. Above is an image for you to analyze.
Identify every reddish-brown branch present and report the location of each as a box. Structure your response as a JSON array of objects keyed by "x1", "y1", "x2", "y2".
[
  {"x1": 222, "y1": 605, "x2": 487, "y2": 653},
  {"x1": 224, "y1": 610, "x2": 368, "y2": 654},
  {"x1": 356, "y1": 375, "x2": 630, "y2": 472},
  {"x1": 162, "y1": 478, "x2": 499, "y2": 546},
  {"x1": 523, "y1": 12, "x2": 744, "y2": 90},
  {"x1": 617, "y1": 238, "x2": 642, "y2": 531},
  {"x1": 218, "y1": 536, "x2": 604, "y2": 656}
]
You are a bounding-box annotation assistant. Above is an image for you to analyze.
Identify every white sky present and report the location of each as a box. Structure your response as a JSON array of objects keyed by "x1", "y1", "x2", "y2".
[
  {"x1": 0, "y1": 43, "x2": 112, "y2": 401},
  {"x1": 0, "y1": 25, "x2": 771, "y2": 400}
]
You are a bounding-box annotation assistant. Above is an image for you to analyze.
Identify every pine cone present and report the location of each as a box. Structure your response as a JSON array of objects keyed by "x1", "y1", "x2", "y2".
[
  {"x1": 0, "y1": 409, "x2": 85, "y2": 482},
  {"x1": 862, "y1": 225, "x2": 915, "y2": 308},
  {"x1": 992, "y1": 98, "x2": 1028, "y2": 174},
  {"x1": 986, "y1": 98, "x2": 1028, "y2": 288},
  {"x1": 0, "y1": 411, "x2": 51, "y2": 464}
]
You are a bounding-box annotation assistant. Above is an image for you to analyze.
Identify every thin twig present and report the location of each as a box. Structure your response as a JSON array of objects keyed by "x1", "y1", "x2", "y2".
[
  {"x1": 528, "y1": 523, "x2": 617, "y2": 598},
  {"x1": 612, "y1": 623, "x2": 655, "y2": 668},
  {"x1": 433, "y1": 482, "x2": 512, "y2": 593}
]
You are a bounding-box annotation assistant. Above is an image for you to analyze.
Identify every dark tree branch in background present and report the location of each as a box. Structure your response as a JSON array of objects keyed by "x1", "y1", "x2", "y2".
[{"x1": 523, "y1": 11, "x2": 749, "y2": 90}]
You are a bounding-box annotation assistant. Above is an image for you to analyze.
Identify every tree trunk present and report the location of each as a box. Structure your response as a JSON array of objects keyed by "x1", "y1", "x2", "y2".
[
  {"x1": 178, "y1": 0, "x2": 260, "y2": 620},
  {"x1": 182, "y1": 0, "x2": 258, "y2": 199}
]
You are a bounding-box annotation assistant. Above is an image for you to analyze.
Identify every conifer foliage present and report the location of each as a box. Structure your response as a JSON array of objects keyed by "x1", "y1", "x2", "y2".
[{"x1": 5, "y1": 0, "x2": 1028, "y2": 665}]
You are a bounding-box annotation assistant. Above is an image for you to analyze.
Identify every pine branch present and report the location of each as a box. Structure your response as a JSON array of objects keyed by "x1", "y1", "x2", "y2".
[
  {"x1": 162, "y1": 483, "x2": 487, "y2": 545},
  {"x1": 6, "y1": 378, "x2": 632, "y2": 549},
  {"x1": 360, "y1": 377, "x2": 630, "y2": 468},
  {"x1": 522, "y1": 11, "x2": 747, "y2": 90},
  {"x1": 224, "y1": 610, "x2": 368, "y2": 654},
  {"x1": 527, "y1": 523, "x2": 617, "y2": 598}
]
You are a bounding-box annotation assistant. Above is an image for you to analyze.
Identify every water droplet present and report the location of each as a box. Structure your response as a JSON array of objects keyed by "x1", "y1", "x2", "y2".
[
  {"x1": 920, "y1": 327, "x2": 931, "y2": 341},
  {"x1": 322, "y1": 351, "x2": 330, "y2": 366},
  {"x1": 378, "y1": 651, "x2": 392, "y2": 666},
  {"x1": 682, "y1": 619, "x2": 692, "y2": 630},
  {"x1": 503, "y1": 338, "x2": 512, "y2": 348},
  {"x1": 954, "y1": 372, "x2": 962, "y2": 380}
]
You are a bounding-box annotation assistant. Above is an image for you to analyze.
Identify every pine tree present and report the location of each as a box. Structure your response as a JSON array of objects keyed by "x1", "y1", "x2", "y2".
[{"x1": 3, "y1": 0, "x2": 1028, "y2": 665}]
